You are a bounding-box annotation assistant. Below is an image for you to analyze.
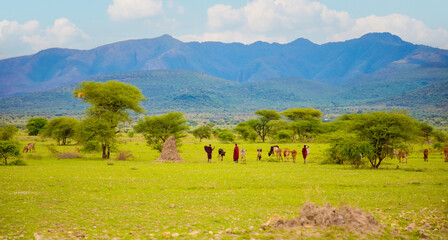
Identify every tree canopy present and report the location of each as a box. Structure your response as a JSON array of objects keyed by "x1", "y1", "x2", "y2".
[
  {"x1": 281, "y1": 108, "x2": 322, "y2": 121},
  {"x1": 0, "y1": 125, "x2": 18, "y2": 141},
  {"x1": 134, "y1": 112, "x2": 189, "y2": 152},
  {"x1": 336, "y1": 111, "x2": 419, "y2": 168},
  {"x1": 247, "y1": 109, "x2": 281, "y2": 142},
  {"x1": 73, "y1": 81, "x2": 145, "y2": 158},
  {"x1": 26, "y1": 117, "x2": 48, "y2": 136},
  {"x1": 44, "y1": 117, "x2": 79, "y2": 145}
]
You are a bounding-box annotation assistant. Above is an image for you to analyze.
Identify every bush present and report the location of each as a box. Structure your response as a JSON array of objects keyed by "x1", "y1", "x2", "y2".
[
  {"x1": 218, "y1": 130, "x2": 235, "y2": 142},
  {"x1": 8, "y1": 159, "x2": 27, "y2": 166},
  {"x1": 46, "y1": 145, "x2": 59, "y2": 154},
  {"x1": 127, "y1": 131, "x2": 134, "y2": 138},
  {"x1": 327, "y1": 136, "x2": 372, "y2": 168},
  {"x1": 83, "y1": 141, "x2": 101, "y2": 153},
  {"x1": 116, "y1": 151, "x2": 134, "y2": 161},
  {"x1": 56, "y1": 152, "x2": 80, "y2": 159},
  {"x1": 24, "y1": 153, "x2": 42, "y2": 160}
]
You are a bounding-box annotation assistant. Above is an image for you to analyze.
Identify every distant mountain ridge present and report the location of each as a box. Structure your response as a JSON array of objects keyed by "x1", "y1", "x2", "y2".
[{"x1": 2, "y1": 32, "x2": 448, "y2": 98}]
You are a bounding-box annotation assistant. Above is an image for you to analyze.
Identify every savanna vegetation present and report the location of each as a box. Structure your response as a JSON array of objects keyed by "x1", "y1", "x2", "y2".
[{"x1": 1, "y1": 81, "x2": 447, "y2": 239}]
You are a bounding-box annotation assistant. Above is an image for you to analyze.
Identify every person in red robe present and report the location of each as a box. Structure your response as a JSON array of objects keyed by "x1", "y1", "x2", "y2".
[
  {"x1": 233, "y1": 144, "x2": 239, "y2": 163},
  {"x1": 302, "y1": 145, "x2": 308, "y2": 164},
  {"x1": 204, "y1": 144, "x2": 215, "y2": 163}
]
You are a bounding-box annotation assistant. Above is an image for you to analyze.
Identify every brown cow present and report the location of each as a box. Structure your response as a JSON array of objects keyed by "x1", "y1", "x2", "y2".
[
  {"x1": 444, "y1": 148, "x2": 448, "y2": 162},
  {"x1": 276, "y1": 148, "x2": 283, "y2": 161},
  {"x1": 398, "y1": 150, "x2": 408, "y2": 163},
  {"x1": 392, "y1": 149, "x2": 399, "y2": 159},
  {"x1": 291, "y1": 150, "x2": 297, "y2": 163},
  {"x1": 22, "y1": 143, "x2": 35, "y2": 153},
  {"x1": 75, "y1": 147, "x2": 80, "y2": 153},
  {"x1": 423, "y1": 149, "x2": 429, "y2": 162},
  {"x1": 257, "y1": 148, "x2": 262, "y2": 161},
  {"x1": 283, "y1": 148, "x2": 290, "y2": 162}
]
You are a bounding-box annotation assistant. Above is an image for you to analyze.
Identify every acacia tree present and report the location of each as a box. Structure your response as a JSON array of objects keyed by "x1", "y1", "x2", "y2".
[
  {"x1": 192, "y1": 125, "x2": 213, "y2": 142},
  {"x1": 247, "y1": 109, "x2": 281, "y2": 142},
  {"x1": 26, "y1": 117, "x2": 48, "y2": 136},
  {"x1": 134, "y1": 112, "x2": 189, "y2": 152},
  {"x1": 234, "y1": 122, "x2": 258, "y2": 141},
  {"x1": 0, "y1": 141, "x2": 21, "y2": 165},
  {"x1": 0, "y1": 125, "x2": 18, "y2": 140},
  {"x1": 73, "y1": 81, "x2": 145, "y2": 159},
  {"x1": 44, "y1": 117, "x2": 79, "y2": 145},
  {"x1": 281, "y1": 108, "x2": 323, "y2": 140},
  {"x1": 340, "y1": 111, "x2": 419, "y2": 169}
]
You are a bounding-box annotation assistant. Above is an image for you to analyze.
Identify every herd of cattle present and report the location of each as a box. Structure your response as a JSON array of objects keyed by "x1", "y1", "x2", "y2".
[{"x1": 20, "y1": 142, "x2": 448, "y2": 163}]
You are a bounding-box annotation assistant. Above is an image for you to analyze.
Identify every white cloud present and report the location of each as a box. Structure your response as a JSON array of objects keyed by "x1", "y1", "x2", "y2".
[
  {"x1": 327, "y1": 14, "x2": 448, "y2": 49},
  {"x1": 21, "y1": 18, "x2": 89, "y2": 51},
  {"x1": 0, "y1": 18, "x2": 89, "y2": 59},
  {"x1": 0, "y1": 20, "x2": 39, "y2": 39},
  {"x1": 181, "y1": 0, "x2": 448, "y2": 50},
  {"x1": 195, "y1": 0, "x2": 353, "y2": 44},
  {"x1": 108, "y1": 0, "x2": 163, "y2": 21}
]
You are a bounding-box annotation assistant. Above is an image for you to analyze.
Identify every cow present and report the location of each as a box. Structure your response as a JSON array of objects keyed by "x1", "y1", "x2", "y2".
[
  {"x1": 268, "y1": 145, "x2": 279, "y2": 157},
  {"x1": 291, "y1": 150, "x2": 297, "y2": 163},
  {"x1": 283, "y1": 148, "x2": 290, "y2": 162},
  {"x1": 75, "y1": 147, "x2": 80, "y2": 153},
  {"x1": 398, "y1": 150, "x2": 408, "y2": 163},
  {"x1": 276, "y1": 148, "x2": 283, "y2": 161},
  {"x1": 218, "y1": 149, "x2": 226, "y2": 161},
  {"x1": 257, "y1": 148, "x2": 262, "y2": 161},
  {"x1": 22, "y1": 143, "x2": 35, "y2": 153},
  {"x1": 241, "y1": 149, "x2": 247, "y2": 163},
  {"x1": 423, "y1": 149, "x2": 429, "y2": 162},
  {"x1": 444, "y1": 148, "x2": 448, "y2": 162}
]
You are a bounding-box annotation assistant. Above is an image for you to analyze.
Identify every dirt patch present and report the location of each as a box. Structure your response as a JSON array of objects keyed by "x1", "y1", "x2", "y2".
[
  {"x1": 156, "y1": 136, "x2": 184, "y2": 162},
  {"x1": 262, "y1": 202, "x2": 382, "y2": 234}
]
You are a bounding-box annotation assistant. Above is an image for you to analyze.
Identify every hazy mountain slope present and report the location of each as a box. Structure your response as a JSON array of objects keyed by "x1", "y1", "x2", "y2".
[
  {"x1": 2, "y1": 33, "x2": 448, "y2": 98},
  {"x1": 0, "y1": 70, "x2": 338, "y2": 114}
]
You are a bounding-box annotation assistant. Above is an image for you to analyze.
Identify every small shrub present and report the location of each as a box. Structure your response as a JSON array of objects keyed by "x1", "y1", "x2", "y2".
[
  {"x1": 83, "y1": 141, "x2": 101, "y2": 153},
  {"x1": 47, "y1": 145, "x2": 59, "y2": 154},
  {"x1": 127, "y1": 131, "x2": 134, "y2": 138},
  {"x1": 218, "y1": 130, "x2": 235, "y2": 142},
  {"x1": 56, "y1": 152, "x2": 80, "y2": 159},
  {"x1": 433, "y1": 142, "x2": 443, "y2": 151},
  {"x1": 116, "y1": 151, "x2": 133, "y2": 161},
  {"x1": 8, "y1": 159, "x2": 27, "y2": 166}
]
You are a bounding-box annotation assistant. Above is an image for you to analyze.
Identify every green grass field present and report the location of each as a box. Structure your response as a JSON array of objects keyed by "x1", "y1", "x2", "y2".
[{"x1": 1, "y1": 134, "x2": 447, "y2": 239}]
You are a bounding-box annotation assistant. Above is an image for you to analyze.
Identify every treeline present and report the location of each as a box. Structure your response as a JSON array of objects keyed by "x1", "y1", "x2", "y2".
[{"x1": 1, "y1": 80, "x2": 448, "y2": 169}]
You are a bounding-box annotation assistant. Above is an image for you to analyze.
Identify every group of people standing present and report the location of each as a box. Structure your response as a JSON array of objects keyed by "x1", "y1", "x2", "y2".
[{"x1": 204, "y1": 143, "x2": 311, "y2": 163}]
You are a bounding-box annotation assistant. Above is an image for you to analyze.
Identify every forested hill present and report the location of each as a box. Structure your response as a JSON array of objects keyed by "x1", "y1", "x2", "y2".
[{"x1": 1, "y1": 32, "x2": 448, "y2": 98}]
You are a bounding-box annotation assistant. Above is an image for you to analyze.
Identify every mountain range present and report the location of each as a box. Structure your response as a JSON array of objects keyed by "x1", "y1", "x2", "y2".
[{"x1": 0, "y1": 32, "x2": 447, "y2": 125}]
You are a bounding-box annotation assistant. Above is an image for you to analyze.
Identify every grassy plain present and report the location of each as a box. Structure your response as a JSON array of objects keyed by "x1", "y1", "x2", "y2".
[{"x1": 0, "y1": 134, "x2": 447, "y2": 239}]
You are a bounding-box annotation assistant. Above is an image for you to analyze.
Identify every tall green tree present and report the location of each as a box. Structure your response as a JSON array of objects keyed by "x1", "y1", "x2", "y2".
[
  {"x1": 134, "y1": 112, "x2": 189, "y2": 152},
  {"x1": 281, "y1": 108, "x2": 322, "y2": 121},
  {"x1": 0, "y1": 125, "x2": 18, "y2": 140},
  {"x1": 26, "y1": 117, "x2": 48, "y2": 136},
  {"x1": 73, "y1": 81, "x2": 145, "y2": 159},
  {"x1": 192, "y1": 125, "x2": 212, "y2": 142},
  {"x1": 234, "y1": 122, "x2": 258, "y2": 142},
  {"x1": 0, "y1": 141, "x2": 21, "y2": 165},
  {"x1": 43, "y1": 117, "x2": 79, "y2": 145},
  {"x1": 340, "y1": 111, "x2": 419, "y2": 169},
  {"x1": 247, "y1": 109, "x2": 281, "y2": 142}
]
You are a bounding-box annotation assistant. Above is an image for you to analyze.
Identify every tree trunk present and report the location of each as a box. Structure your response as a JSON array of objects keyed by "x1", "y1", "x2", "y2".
[
  {"x1": 107, "y1": 146, "x2": 110, "y2": 159},
  {"x1": 102, "y1": 144, "x2": 107, "y2": 159}
]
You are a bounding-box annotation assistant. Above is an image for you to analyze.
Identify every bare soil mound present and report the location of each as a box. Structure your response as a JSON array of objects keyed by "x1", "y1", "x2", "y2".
[
  {"x1": 262, "y1": 202, "x2": 382, "y2": 234},
  {"x1": 156, "y1": 136, "x2": 183, "y2": 162}
]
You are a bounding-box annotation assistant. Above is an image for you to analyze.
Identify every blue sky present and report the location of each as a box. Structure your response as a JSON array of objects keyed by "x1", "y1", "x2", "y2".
[{"x1": 1, "y1": 0, "x2": 447, "y2": 59}]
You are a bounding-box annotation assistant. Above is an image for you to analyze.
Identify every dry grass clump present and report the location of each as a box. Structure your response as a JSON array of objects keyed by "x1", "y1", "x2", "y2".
[
  {"x1": 116, "y1": 151, "x2": 134, "y2": 161},
  {"x1": 56, "y1": 152, "x2": 80, "y2": 159}
]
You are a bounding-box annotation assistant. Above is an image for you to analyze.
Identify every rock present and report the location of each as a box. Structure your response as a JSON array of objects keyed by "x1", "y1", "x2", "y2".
[
  {"x1": 172, "y1": 233, "x2": 179, "y2": 237},
  {"x1": 169, "y1": 203, "x2": 176, "y2": 208}
]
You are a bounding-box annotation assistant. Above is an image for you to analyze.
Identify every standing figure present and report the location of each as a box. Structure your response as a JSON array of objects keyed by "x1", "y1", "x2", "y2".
[
  {"x1": 257, "y1": 148, "x2": 262, "y2": 161},
  {"x1": 233, "y1": 144, "x2": 239, "y2": 163},
  {"x1": 423, "y1": 149, "x2": 429, "y2": 162},
  {"x1": 204, "y1": 144, "x2": 215, "y2": 163},
  {"x1": 302, "y1": 145, "x2": 308, "y2": 164},
  {"x1": 241, "y1": 149, "x2": 247, "y2": 163}
]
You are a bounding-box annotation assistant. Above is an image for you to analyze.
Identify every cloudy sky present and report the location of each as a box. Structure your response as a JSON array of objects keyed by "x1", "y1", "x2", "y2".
[{"x1": 1, "y1": 0, "x2": 447, "y2": 59}]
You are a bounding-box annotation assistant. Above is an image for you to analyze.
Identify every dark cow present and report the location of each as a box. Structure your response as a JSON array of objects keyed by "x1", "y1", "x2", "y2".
[
  {"x1": 268, "y1": 145, "x2": 279, "y2": 157},
  {"x1": 444, "y1": 148, "x2": 448, "y2": 162},
  {"x1": 257, "y1": 148, "x2": 262, "y2": 161},
  {"x1": 218, "y1": 149, "x2": 226, "y2": 161},
  {"x1": 423, "y1": 149, "x2": 429, "y2": 162}
]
